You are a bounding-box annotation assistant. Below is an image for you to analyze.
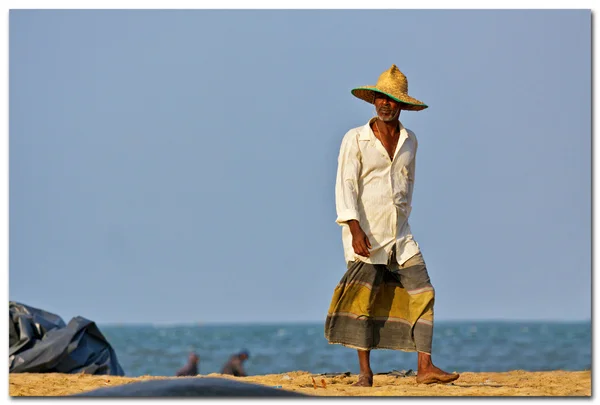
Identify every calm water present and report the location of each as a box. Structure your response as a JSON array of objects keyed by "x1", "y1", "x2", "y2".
[{"x1": 99, "y1": 321, "x2": 590, "y2": 377}]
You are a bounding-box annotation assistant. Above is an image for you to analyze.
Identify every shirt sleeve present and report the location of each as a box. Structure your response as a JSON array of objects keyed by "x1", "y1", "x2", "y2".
[
  {"x1": 335, "y1": 131, "x2": 362, "y2": 225},
  {"x1": 406, "y1": 133, "x2": 418, "y2": 210}
]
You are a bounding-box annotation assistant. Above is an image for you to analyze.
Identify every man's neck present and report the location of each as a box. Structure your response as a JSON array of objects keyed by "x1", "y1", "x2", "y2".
[{"x1": 374, "y1": 118, "x2": 400, "y2": 137}]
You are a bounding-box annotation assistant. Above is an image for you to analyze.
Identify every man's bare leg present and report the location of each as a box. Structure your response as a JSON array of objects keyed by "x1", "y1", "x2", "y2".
[
  {"x1": 353, "y1": 350, "x2": 374, "y2": 387},
  {"x1": 416, "y1": 352, "x2": 460, "y2": 384}
]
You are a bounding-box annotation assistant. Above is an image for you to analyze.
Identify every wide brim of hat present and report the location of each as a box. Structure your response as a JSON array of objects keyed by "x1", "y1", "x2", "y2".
[{"x1": 351, "y1": 87, "x2": 428, "y2": 111}]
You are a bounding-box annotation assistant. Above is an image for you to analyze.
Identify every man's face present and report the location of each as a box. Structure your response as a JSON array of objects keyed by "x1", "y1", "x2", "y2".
[{"x1": 374, "y1": 93, "x2": 401, "y2": 121}]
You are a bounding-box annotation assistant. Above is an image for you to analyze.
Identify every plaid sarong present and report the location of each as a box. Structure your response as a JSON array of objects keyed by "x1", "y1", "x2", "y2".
[{"x1": 324, "y1": 252, "x2": 435, "y2": 353}]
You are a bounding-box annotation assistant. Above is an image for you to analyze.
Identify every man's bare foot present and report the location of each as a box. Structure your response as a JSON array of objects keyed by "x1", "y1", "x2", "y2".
[
  {"x1": 416, "y1": 365, "x2": 459, "y2": 385},
  {"x1": 352, "y1": 373, "x2": 373, "y2": 387}
]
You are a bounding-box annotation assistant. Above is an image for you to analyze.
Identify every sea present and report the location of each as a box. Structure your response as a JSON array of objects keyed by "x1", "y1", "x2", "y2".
[{"x1": 99, "y1": 321, "x2": 591, "y2": 378}]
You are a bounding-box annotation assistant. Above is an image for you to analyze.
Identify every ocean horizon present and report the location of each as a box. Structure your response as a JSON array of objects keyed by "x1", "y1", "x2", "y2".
[{"x1": 97, "y1": 320, "x2": 591, "y2": 378}]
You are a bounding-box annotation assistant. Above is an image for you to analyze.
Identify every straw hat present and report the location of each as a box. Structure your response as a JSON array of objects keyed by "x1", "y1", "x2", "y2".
[{"x1": 351, "y1": 64, "x2": 428, "y2": 111}]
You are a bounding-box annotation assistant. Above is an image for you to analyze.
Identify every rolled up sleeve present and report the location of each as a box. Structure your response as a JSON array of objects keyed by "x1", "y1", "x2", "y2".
[
  {"x1": 406, "y1": 134, "x2": 418, "y2": 210},
  {"x1": 335, "y1": 132, "x2": 361, "y2": 225}
]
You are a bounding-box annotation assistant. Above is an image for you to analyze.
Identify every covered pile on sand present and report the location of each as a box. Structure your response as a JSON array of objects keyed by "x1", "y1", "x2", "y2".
[{"x1": 10, "y1": 370, "x2": 590, "y2": 396}]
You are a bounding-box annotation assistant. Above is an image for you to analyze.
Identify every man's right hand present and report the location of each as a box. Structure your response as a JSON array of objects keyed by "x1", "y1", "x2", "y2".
[{"x1": 347, "y1": 220, "x2": 372, "y2": 258}]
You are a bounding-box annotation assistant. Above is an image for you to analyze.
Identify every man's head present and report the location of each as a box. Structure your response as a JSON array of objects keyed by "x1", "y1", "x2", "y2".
[
  {"x1": 351, "y1": 65, "x2": 428, "y2": 112},
  {"x1": 239, "y1": 350, "x2": 249, "y2": 361},
  {"x1": 374, "y1": 93, "x2": 402, "y2": 122}
]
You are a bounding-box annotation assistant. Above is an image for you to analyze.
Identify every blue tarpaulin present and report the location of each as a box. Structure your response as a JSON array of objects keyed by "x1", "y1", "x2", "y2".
[{"x1": 9, "y1": 301, "x2": 124, "y2": 375}]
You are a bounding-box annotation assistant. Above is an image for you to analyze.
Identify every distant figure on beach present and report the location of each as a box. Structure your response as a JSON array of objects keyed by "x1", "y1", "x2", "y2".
[
  {"x1": 220, "y1": 350, "x2": 249, "y2": 377},
  {"x1": 176, "y1": 352, "x2": 199, "y2": 377},
  {"x1": 324, "y1": 65, "x2": 460, "y2": 386}
]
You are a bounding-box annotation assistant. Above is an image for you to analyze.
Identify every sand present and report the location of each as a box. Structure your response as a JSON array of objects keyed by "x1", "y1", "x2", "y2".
[{"x1": 9, "y1": 370, "x2": 591, "y2": 397}]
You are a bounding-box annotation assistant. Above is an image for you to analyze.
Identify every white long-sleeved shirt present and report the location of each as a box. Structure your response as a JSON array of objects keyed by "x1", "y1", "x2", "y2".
[{"x1": 335, "y1": 117, "x2": 420, "y2": 265}]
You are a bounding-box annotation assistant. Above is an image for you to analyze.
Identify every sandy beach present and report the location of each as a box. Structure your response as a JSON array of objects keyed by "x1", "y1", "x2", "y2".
[{"x1": 9, "y1": 370, "x2": 591, "y2": 397}]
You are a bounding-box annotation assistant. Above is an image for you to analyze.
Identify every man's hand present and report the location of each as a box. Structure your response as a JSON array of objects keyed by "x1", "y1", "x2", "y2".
[{"x1": 347, "y1": 220, "x2": 371, "y2": 257}]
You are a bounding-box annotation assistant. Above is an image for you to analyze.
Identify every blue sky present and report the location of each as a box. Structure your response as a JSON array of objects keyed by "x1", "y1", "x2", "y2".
[{"x1": 8, "y1": 8, "x2": 592, "y2": 324}]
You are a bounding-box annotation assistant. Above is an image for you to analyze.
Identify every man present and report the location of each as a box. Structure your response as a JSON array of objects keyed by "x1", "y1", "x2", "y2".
[
  {"x1": 220, "y1": 350, "x2": 249, "y2": 377},
  {"x1": 324, "y1": 65, "x2": 459, "y2": 387},
  {"x1": 176, "y1": 352, "x2": 200, "y2": 377}
]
